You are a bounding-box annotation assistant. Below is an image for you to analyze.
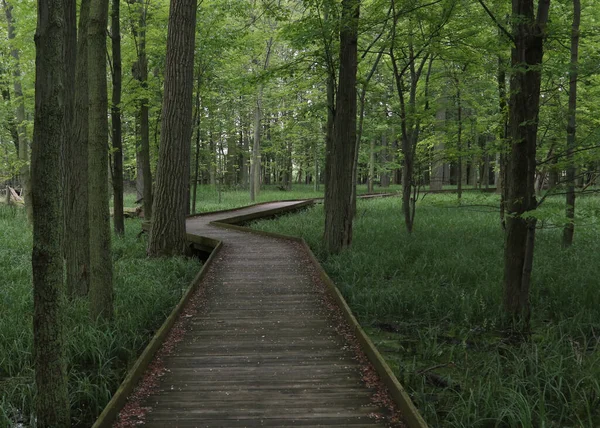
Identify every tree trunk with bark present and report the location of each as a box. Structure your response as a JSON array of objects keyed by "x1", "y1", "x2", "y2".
[
  {"x1": 503, "y1": 0, "x2": 550, "y2": 325},
  {"x1": 324, "y1": 0, "x2": 359, "y2": 254},
  {"x1": 88, "y1": 0, "x2": 114, "y2": 321},
  {"x1": 31, "y1": 0, "x2": 71, "y2": 423},
  {"x1": 148, "y1": 0, "x2": 197, "y2": 257},
  {"x1": 562, "y1": 0, "x2": 580, "y2": 248},
  {"x1": 456, "y1": 79, "x2": 463, "y2": 200},
  {"x1": 64, "y1": 0, "x2": 91, "y2": 298},
  {"x1": 368, "y1": 137, "x2": 375, "y2": 193},
  {"x1": 250, "y1": 93, "x2": 261, "y2": 201},
  {"x1": 191, "y1": 75, "x2": 201, "y2": 213},
  {"x1": 136, "y1": 0, "x2": 153, "y2": 220},
  {"x1": 111, "y1": 0, "x2": 124, "y2": 235},
  {"x1": 2, "y1": 0, "x2": 32, "y2": 222}
]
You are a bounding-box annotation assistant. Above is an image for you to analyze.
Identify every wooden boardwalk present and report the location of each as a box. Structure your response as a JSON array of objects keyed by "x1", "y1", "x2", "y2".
[{"x1": 117, "y1": 201, "x2": 402, "y2": 427}]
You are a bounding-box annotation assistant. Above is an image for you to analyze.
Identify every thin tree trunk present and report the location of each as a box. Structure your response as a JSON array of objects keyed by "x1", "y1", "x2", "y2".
[
  {"x1": 250, "y1": 92, "x2": 261, "y2": 202},
  {"x1": 250, "y1": 39, "x2": 273, "y2": 202},
  {"x1": 138, "y1": 0, "x2": 153, "y2": 219},
  {"x1": 148, "y1": 0, "x2": 197, "y2": 257},
  {"x1": 88, "y1": 0, "x2": 114, "y2": 321},
  {"x1": 192, "y1": 76, "x2": 201, "y2": 214},
  {"x1": 497, "y1": 41, "x2": 509, "y2": 227},
  {"x1": 64, "y1": 0, "x2": 91, "y2": 297},
  {"x1": 322, "y1": 4, "x2": 336, "y2": 194},
  {"x1": 314, "y1": 139, "x2": 319, "y2": 191},
  {"x1": 2, "y1": 0, "x2": 32, "y2": 222},
  {"x1": 562, "y1": 0, "x2": 580, "y2": 248},
  {"x1": 324, "y1": 0, "x2": 359, "y2": 254},
  {"x1": 111, "y1": 0, "x2": 124, "y2": 235},
  {"x1": 241, "y1": 120, "x2": 249, "y2": 188},
  {"x1": 352, "y1": 50, "x2": 383, "y2": 209},
  {"x1": 503, "y1": 0, "x2": 550, "y2": 325},
  {"x1": 368, "y1": 137, "x2": 375, "y2": 193},
  {"x1": 31, "y1": 0, "x2": 71, "y2": 423},
  {"x1": 431, "y1": 98, "x2": 445, "y2": 191},
  {"x1": 456, "y1": 79, "x2": 463, "y2": 200}
]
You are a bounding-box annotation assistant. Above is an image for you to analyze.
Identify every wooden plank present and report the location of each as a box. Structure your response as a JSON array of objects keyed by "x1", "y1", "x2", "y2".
[{"x1": 97, "y1": 200, "x2": 420, "y2": 428}]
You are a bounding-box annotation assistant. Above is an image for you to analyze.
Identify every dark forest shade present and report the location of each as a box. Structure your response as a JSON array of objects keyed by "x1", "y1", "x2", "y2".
[
  {"x1": 64, "y1": 0, "x2": 91, "y2": 298},
  {"x1": 111, "y1": 0, "x2": 125, "y2": 236},
  {"x1": 88, "y1": 0, "x2": 114, "y2": 320},
  {"x1": 148, "y1": 0, "x2": 198, "y2": 257},
  {"x1": 31, "y1": 0, "x2": 71, "y2": 424}
]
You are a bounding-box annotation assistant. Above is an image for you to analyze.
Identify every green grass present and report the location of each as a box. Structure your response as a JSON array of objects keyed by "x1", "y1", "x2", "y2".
[
  {"x1": 0, "y1": 205, "x2": 200, "y2": 427},
  {"x1": 120, "y1": 183, "x2": 402, "y2": 212},
  {"x1": 250, "y1": 193, "x2": 600, "y2": 427}
]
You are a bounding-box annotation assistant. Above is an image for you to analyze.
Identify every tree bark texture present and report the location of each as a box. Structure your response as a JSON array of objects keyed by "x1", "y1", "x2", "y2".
[
  {"x1": 192, "y1": 75, "x2": 201, "y2": 213},
  {"x1": 562, "y1": 0, "x2": 580, "y2": 248},
  {"x1": 148, "y1": 0, "x2": 197, "y2": 257},
  {"x1": 88, "y1": 0, "x2": 114, "y2": 321},
  {"x1": 64, "y1": 0, "x2": 91, "y2": 297},
  {"x1": 503, "y1": 0, "x2": 550, "y2": 324},
  {"x1": 137, "y1": 0, "x2": 153, "y2": 220},
  {"x1": 324, "y1": 0, "x2": 359, "y2": 254},
  {"x1": 31, "y1": 0, "x2": 71, "y2": 424},
  {"x1": 111, "y1": 0, "x2": 124, "y2": 235}
]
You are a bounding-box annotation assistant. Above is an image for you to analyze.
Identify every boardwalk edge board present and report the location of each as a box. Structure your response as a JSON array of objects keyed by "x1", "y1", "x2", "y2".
[{"x1": 92, "y1": 238, "x2": 224, "y2": 428}]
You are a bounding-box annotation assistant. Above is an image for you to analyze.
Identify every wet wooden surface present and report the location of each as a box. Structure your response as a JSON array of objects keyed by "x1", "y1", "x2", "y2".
[{"x1": 138, "y1": 201, "x2": 392, "y2": 427}]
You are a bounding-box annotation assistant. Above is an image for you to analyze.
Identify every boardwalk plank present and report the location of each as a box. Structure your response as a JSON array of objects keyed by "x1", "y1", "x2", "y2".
[{"x1": 124, "y1": 201, "x2": 397, "y2": 427}]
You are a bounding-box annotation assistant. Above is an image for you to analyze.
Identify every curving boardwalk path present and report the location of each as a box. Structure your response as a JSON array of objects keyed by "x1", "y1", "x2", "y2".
[{"x1": 120, "y1": 201, "x2": 400, "y2": 427}]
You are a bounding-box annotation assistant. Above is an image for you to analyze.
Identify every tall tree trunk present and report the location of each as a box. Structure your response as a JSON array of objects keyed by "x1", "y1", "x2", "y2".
[
  {"x1": 368, "y1": 137, "x2": 375, "y2": 193},
  {"x1": 431, "y1": 99, "x2": 445, "y2": 191},
  {"x1": 323, "y1": 3, "x2": 336, "y2": 197},
  {"x1": 31, "y1": 0, "x2": 71, "y2": 424},
  {"x1": 352, "y1": 51, "x2": 383, "y2": 209},
  {"x1": 2, "y1": 0, "x2": 32, "y2": 222},
  {"x1": 249, "y1": 39, "x2": 273, "y2": 202},
  {"x1": 562, "y1": 0, "x2": 580, "y2": 248},
  {"x1": 324, "y1": 0, "x2": 359, "y2": 254},
  {"x1": 191, "y1": 75, "x2": 201, "y2": 214},
  {"x1": 111, "y1": 0, "x2": 124, "y2": 235},
  {"x1": 380, "y1": 132, "x2": 390, "y2": 187},
  {"x1": 64, "y1": 0, "x2": 91, "y2": 297},
  {"x1": 64, "y1": 0, "x2": 76, "y2": 239},
  {"x1": 503, "y1": 0, "x2": 550, "y2": 325},
  {"x1": 148, "y1": 0, "x2": 197, "y2": 257},
  {"x1": 240, "y1": 120, "x2": 249, "y2": 188},
  {"x1": 137, "y1": 0, "x2": 153, "y2": 219},
  {"x1": 250, "y1": 92, "x2": 261, "y2": 202},
  {"x1": 456, "y1": 79, "x2": 463, "y2": 200},
  {"x1": 498, "y1": 42, "x2": 509, "y2": 227},
  {"x1": 314, "y1": 139, "x2": 319, "y2": 191},
  {"x1": 88, "y1": 0, "x2": 114, "y2": 321}
]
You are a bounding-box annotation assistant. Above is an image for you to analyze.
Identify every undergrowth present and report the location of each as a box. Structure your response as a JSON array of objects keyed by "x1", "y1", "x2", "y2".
[
  {"x1": 251, "y1": 193, "x2": 600, "y2": 427},
  {"x1": 0, "y1": 205, "x2": 199, "y2": 427}
]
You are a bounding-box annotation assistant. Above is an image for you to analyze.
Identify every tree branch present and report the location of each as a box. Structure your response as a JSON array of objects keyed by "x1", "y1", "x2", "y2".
[{"x1": 476, "y1": 0, "x2": 514, "y2": 44}]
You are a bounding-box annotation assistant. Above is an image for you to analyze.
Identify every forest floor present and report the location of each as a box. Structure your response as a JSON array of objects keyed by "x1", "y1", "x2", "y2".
[
  {"x1": 4, "y1": 186, "x2": 597, "y2": 427},
  {"x1": 251, "y1": 192, "x2": 600, "y2": 428},
  {"x1": 0, "y1": 184, "x2": 392, "y2": 427},
  {"x1": 0, "y1": 206, "x2": 201, "y2": 427}
]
